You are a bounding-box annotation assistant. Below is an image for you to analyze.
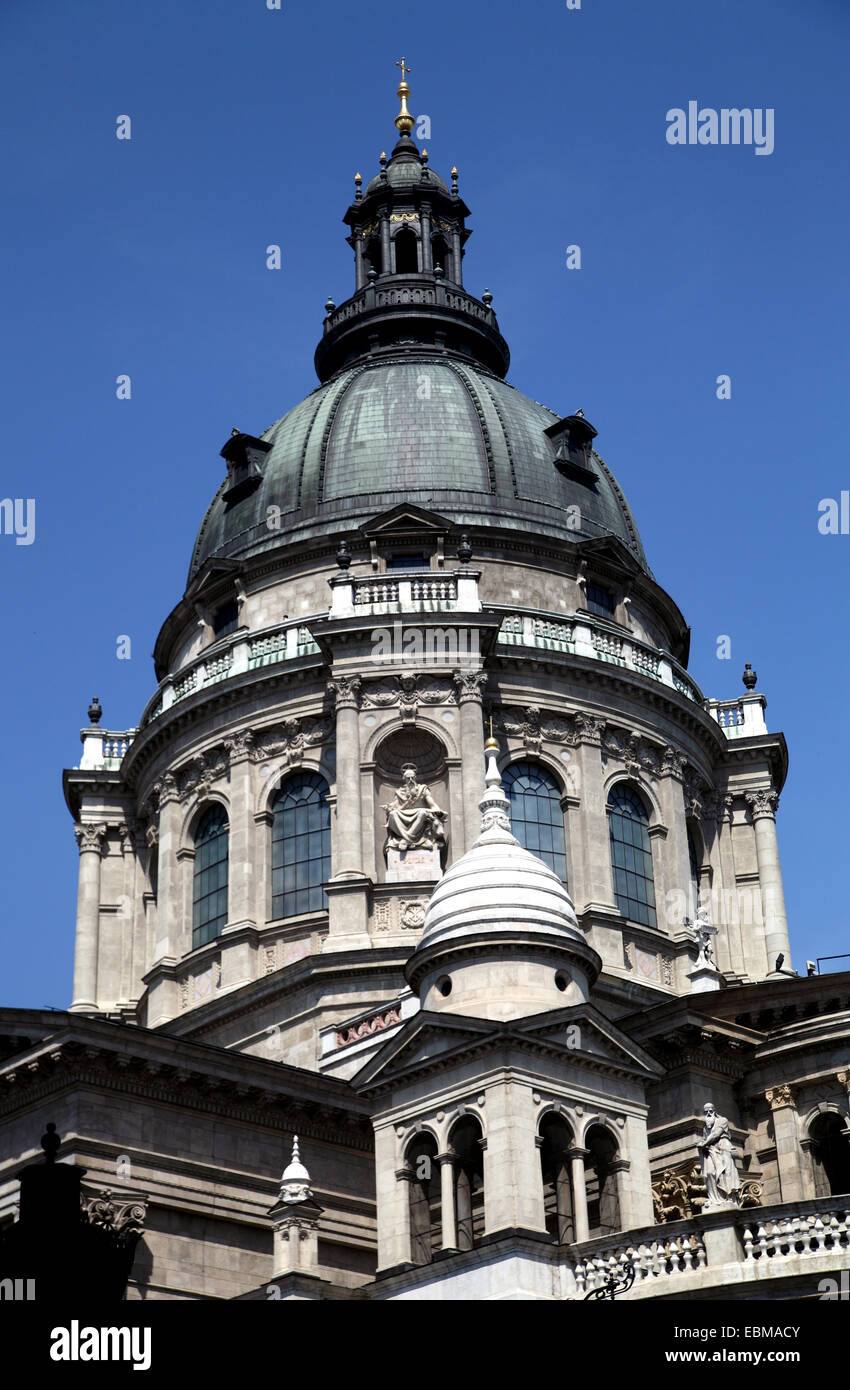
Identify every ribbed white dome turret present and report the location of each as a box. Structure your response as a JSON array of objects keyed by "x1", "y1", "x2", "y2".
[
  {"x1": 418, "y1": 738, "x2": 584, "y2": 950},
  {"x1": 407, "y1": 737, "x2": 599, "y2": 1021}
]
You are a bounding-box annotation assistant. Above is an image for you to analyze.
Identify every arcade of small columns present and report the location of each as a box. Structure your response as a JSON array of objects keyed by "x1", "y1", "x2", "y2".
[
  {"x1": 70, "y1": 666, "x2": 791, "y2": 1020},
  {"x1": 373, "y1": 1088, "x2": 653, "y2": 1270}
]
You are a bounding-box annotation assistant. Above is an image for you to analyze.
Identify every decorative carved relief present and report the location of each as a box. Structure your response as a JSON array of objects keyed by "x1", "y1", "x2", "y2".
[
  {"x1": 327, "y1": 674, "x2": 362, "y2": 710},
  {"x1": 746, "y1": 788, "x2": 779, "y2": 821},
  {"x1": 765, "y1": 1084, "x2": 796, "y2": 1110},
  {"x1": 452, "y1": 669, "x2": 488, "y2": 705},
  {"x1": 363, "y1": 674, "x2": 454, "y2": 717},
  {"x1": 74, "y1": 823, "x2": 107, "y2": 855},
  {"x1": 399, "y1": 898, "x2": 428, "y2": 931},
  {"x1": 335, "y1": 1004, "x2": 402, "y2": 1049},
  {"x1": 247, "y1": 714, "x2": 332, "y2": 764}
]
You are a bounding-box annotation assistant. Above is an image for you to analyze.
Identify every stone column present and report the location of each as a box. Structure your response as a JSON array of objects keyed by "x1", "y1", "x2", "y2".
[
  {"x1": 420, "y1": 203, "x2": 433, "y2": 272},
  {"x1": 568, "y1": 1146, "x2": 590, "y2": 1242},
  {"x1": 746, "y1": 789, "x2": 792, "y2": 972},
  {"x1": 225, "y1": 731, "x2": 255, "y2": 931},
  {"x1": 379, "y1": 207, "x2": 391, "y2": 275},
  {"x1": 454, "y1": 670, "x2": 487, "y2": 851},
  {"x1": 329, "y1": 676, "x2": 362, "y2": 877},
  {"x1": 450, "y1": 227, "x2": 463, "y2": 285},
  {"x1": 324, "y1": 675, "x2": 370, "y2": 948},
  {"x1": 657, "y1": 748, "x2": 689, "y2": 933},
  {"x1": 70, "y1": 823, "x2": 107, "y2": 1012},
  {"x1": 766, "y1": 1085, "x2": 805, "y2": 1202},
  {"x1": 438, "y1": 1155, "x2": 457, "y2": 1249},
  {"x1": 573, "y1": 714, "x2": 615, "y2": 913},
  {"x1": 153, "y1": 773, "x2": 181, "y2": 962},
  {"x1": 354, "y1": 233, "x2": 365, "y2": 290}
]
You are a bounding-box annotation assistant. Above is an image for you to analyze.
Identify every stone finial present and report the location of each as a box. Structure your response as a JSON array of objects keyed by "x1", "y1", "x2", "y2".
[
  {"x1": 742, "y1": 663, "x2": 757, "y2": 690},
  {"x1": 279, "y1": 1136, "x2": 312, "y2": 1204},
  {"x1": 87, "y1": 697, "x2": 102, "y2": 726},
  {"x1": 335, "y1": 537, "x2": 352, "y2": 570},
  {"x1": 475, "y1": 732, "x2": 516, "y2": 844},
  {"x1": 451, "y1": 165, "x2": 459, "y2": 194},
  {"x1": 457, "y1": 532, "x2": 473, "y2": 564},
  {"x1": 325, "y1": 295, "x2": 336, "y2": 316},
  {"x1": 482, "y1": 288, "x2": 493, "y2": 308},
  {"x1": 354, "y1": 171, "x2": 362, "y2": 200}
]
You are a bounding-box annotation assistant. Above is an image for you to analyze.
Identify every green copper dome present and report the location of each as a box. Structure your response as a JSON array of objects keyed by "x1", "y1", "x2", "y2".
[{"x1": 188, "y1": 356, "x2": 649, "y2": 581}]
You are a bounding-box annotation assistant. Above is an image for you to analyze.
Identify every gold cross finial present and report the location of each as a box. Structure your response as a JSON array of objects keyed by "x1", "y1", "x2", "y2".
[{"x1": 394, "y1": 57, "x2": 415, "y2": 134}]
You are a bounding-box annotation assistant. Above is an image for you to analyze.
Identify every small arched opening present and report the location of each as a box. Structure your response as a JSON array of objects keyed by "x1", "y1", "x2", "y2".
[
  {"x1": 539, "y1": 1113, "x2": 574, "y2": 1243},
  {"x1": 585, "y1": 1124, "x2": 621, "y2": 1238},
  {"x1": 431, "y1": 233, "x2": 450, "y2": 278},
  {"x1": 450, "y1": 1116, "x2": 485, "y2": 1251},
  {"x1": 809, "y1": 1112, "x2": 850, "y2": 1197},
  {"x1": 394, "y1": 226, "x2": 419, "y2": 274},
  {"x1": 406, "y1": 1132, "x2": 441, "y2": 1265}
]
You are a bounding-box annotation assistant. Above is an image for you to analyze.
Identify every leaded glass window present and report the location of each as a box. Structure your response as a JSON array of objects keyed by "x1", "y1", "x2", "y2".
[
  {"x1": 192, "y1": 804, "x2": 229, "y2": 949},
  {"x1": 608, "y1": 783, "x2": 657, "y2": 928},
  {"x1": 271, "y1": 772, "x2": 331, "y2": 920},
  {"x1": 503, "y1": 760, "x2": 567, "y2": 885}
]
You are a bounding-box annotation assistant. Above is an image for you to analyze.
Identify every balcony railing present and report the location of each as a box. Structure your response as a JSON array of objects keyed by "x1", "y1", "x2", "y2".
[{"x1": 566, "y1": 1195, "x2": 850, "y2": 1298}]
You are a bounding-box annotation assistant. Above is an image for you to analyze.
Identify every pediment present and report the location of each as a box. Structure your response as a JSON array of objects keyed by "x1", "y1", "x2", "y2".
[
  {"x1": 353, "y1": 1004, "x2": 662, "y2": 1091},
  {"x1": 359, "y1": 504, "x2": 453, "y2": 538}
]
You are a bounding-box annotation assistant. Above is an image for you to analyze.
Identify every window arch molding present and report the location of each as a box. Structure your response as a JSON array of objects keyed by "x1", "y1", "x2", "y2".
[
  {"x1": 180, "y1": 792, "x2": 231, "y2": 853},
  {"x1": 577, "y1": 1112, "x2": 623, "y2": 1149},
  {"x1": 502, "y1": 757, "x2": 569, "y2": 885},
  {"x1": 255, "y1": 756, "x2": 331, "y2": 818},
  {"x1": 602, "y1": 770, "x2": 663, "y2": 824},
  {"x1": 606, "y1": 778, "x2": 659, "y2": 930}
]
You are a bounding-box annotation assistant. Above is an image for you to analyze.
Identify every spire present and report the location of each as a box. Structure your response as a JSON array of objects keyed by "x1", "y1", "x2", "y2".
[
  {"x1": 394, "y1": 57, "x2": 415, "y2": 135},
  {"x1": 278, "y1": 1135, "x2": 312, "y2": 1204},
  {"x1": 476, "y1": 728, "x2": 520, "y2": 847}
]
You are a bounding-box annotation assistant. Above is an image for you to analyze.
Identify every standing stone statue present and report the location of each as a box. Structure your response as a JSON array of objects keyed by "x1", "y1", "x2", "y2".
[
  {"x1": 384, "y1": 764, "x2": 447, "y2": 853},
  {"x1": 699, "y1": 1102, "x2": 741, "y2": 1209}
]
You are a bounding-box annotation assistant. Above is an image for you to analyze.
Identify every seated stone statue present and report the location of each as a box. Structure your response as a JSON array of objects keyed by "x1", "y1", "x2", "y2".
[{"x1": 383, "y1": 764, "x2": 447, "y2": 853}]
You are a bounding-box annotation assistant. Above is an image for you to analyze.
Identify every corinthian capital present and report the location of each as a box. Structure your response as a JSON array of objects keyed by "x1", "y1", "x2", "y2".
[
  {"x1": 225, "y1": 728, "x2": 255, "y2": 763},
  {"x1": 327, "y1": 675, "x2": 362, "y2": 710},
  {"x1": 746, "y1": 788, "x2": 779, "y2": 821},
  {"x1": 765, "y1": 1084, "x2": 796, "y2": 1110},
  {"x1": 661, "y1": 746, "x2": 686, "y2": 781},
  {"x1": 575, "y1": 711, "x2": 605, "y2": 747},
  {"x1": 75, "y1": 823, "x2": 107, "y2": 855},
  {"x1": 453, "y1": 669, "x2": 487, "y2": 704}
]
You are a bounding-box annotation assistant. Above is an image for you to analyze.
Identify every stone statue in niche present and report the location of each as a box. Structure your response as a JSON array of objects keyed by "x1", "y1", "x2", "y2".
[
  {"x1": 384, "y1": 764, "x2": 447, "y2": 853},
  {"x1": 698, "y1": 1102, "x2": 741, "y2": 1210}
]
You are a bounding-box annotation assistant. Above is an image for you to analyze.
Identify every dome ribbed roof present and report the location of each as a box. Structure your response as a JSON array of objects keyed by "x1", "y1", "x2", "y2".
[{"x1": 188, "y1": 356, "x2": 649, "y2": 581}]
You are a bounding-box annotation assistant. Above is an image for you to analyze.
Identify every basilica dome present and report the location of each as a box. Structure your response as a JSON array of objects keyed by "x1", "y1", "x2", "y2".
[
  {"x1": 188, "y1": 126, "x2": 649, "y2": 585},
  {"x1": 188, "y1": 357, "x2": 649, "y2": 582}
]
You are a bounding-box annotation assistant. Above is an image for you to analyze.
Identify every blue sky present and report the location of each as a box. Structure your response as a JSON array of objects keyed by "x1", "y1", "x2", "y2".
[{"x1": 1, "y1": 0, "x2": 848, "y2": 1005}]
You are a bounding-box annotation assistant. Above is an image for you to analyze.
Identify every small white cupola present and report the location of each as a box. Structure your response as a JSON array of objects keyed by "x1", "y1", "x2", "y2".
[{"x1": 405, "y1": 734, "x2": 600, "y2": 1020}]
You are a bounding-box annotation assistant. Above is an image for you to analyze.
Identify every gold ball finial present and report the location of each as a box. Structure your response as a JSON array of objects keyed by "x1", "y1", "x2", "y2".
[
  {"x1": 354, "y1": 172, "x2": 362, "y2": 185},
  {"x1": 394, "y1": 56, "x2": 415, "y2": 135}
]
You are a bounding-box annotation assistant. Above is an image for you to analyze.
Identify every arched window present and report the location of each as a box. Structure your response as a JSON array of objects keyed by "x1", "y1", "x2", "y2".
[
  {"x1": 406, "y1": 1133, "x2": 441, "y2": 1265},
  {"x1": 271, "y1": 772, "x2": 331, "y2": 920},
  {"x1": 394, "y1": 226, "x2": 418, "y2": 274},
  {"x1": 431, "y1": 233, "x2": 450, "y2": 277},
  {"x1": 585, "y1": 1125, "x2": 621, "y2": 1238},
  {"x1": 608, "y1": 783, "x2": 657, "y2": 928},
  {"x1": 192, "y1": 805, "x2": 229, "y2": 949},
  {"x1": 809, "y1": 1113, "x2": 850, "y2": 1197},
  {"x1": 450, "y1": 1116, "x2": 485, "y2": 1251},
  {"x1": 503, "y1": 761, "x2": 567, "y2": 885},
  {"x1": 539, "y1": 1114, "x2": 574, "y2": 1243}
]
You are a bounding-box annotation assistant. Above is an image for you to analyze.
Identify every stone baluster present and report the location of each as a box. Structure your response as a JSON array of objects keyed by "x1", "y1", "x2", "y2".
[{"x1": 70, "y1": 823, "x2": 107, "y2": 1012}]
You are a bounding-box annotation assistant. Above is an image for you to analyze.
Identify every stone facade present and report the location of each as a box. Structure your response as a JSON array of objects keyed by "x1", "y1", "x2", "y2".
[{"x1": 1, "y1": 83, "x2": 847, "y2": 1302}]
